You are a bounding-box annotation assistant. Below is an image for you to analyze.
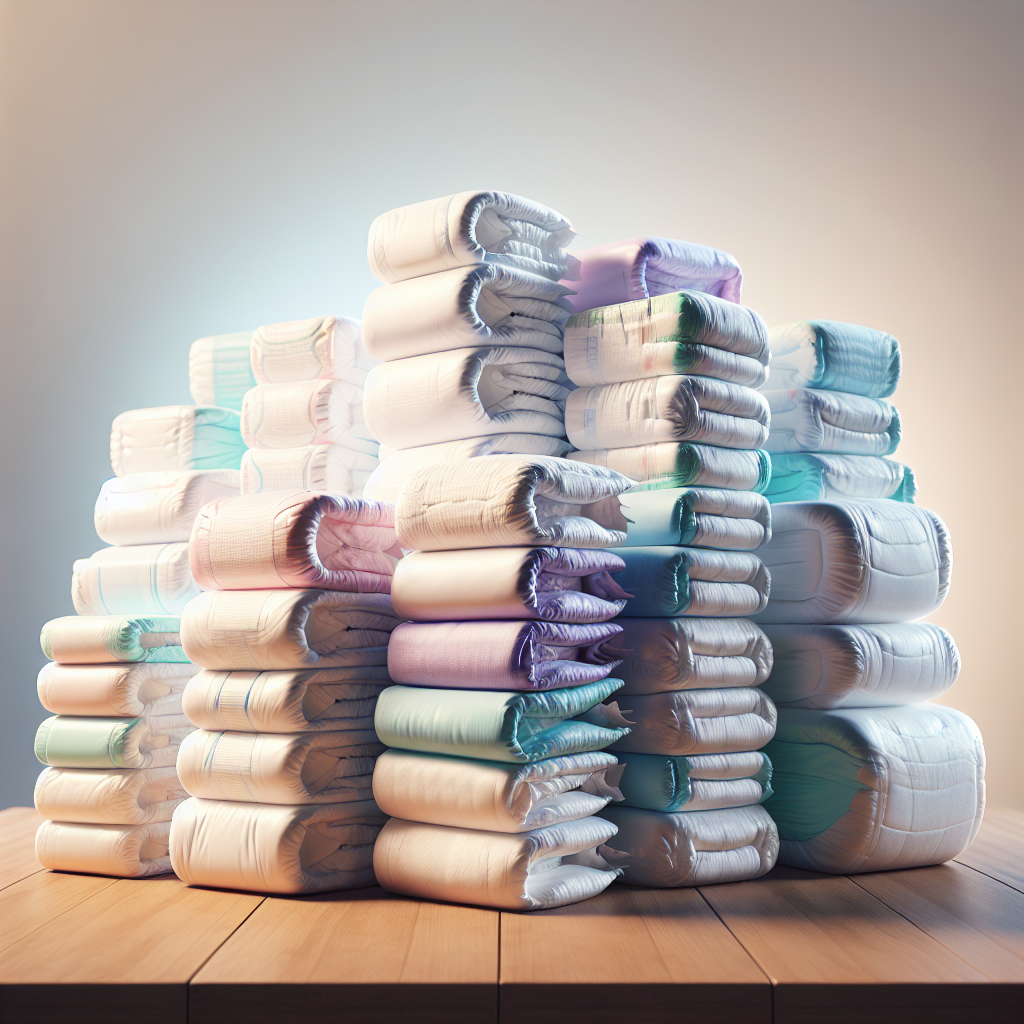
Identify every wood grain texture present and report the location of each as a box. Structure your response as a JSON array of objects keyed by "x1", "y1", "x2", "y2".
[
  {"x1": 956, "y1": 808, "x2": 1024, "y2": 893},
  {"x1": 191, "y1": 886, "x2": 498, "y2": 1024},
  {"x1": 500, "y1": 885, "x2": 770, "y2": 1024},
  {"x1": 0, "y1": 870, "x2": 117, "y2": 952},
  {"x1": 0, "y1": 807, "x2": 43, "y2": 889}
]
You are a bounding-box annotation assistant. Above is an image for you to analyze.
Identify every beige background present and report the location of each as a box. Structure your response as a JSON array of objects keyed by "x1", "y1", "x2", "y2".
[{"x1": 1, "y1": 0, "x2": 1021, "y2": 808}]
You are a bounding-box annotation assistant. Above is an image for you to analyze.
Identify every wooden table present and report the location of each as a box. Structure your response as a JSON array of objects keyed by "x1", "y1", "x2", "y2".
[{"x1": 1, "y1": 806, "x2": 1020, "y2": 1024}]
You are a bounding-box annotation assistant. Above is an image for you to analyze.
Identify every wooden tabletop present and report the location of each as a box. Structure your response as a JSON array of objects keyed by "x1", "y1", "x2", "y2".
[{"x1": 1, "y1": 807, "x2": 1020, "y2": 1024}]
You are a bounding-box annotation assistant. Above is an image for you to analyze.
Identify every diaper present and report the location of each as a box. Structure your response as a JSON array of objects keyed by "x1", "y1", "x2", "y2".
[
  {"x1": 189, "y1": 491, "x2": 397, "y2": 594},
  {"x1": 37, "y1": 661, "x2": 198, "y2": 717},
  {"x1": 374, "y1": 679, "x2": 629, "y2": 763},
  {"x1": 374, "y1": 815, "x2": 620, "y2": 910},
  {"x1": 363, "y1": 264, "x2": 573, "y2": 360},
  {"x1": 391, "y1": 547, "x2": 629, "y2": 624},
  {"x1": 763, "y1": 389, "x2": 900, "y2": 455},
  {"x1": 41, "y1": 614, "x2": 189, "y2": 665},
  {"x1": 753, "y1": 500, "x2": 951, "y2": 624},
  {"x1": 72, "y1": 542, "x2": 199, "y2": 616},
  {"x1": 170, "y1": 797, "x2": 386, "y2": 893},
  {"x1": 35, "y1": 713, "x2": 194, "y2": 769},
  {"x1": 372, "y1": 749, "x2": 623, "y2": 831},
  {"x1": 241, "y1": 446, "x2": 379, "y2": 498},
  {"x1": 766, "y1": 320, "x2": 901, "y2": 398},
  {"x1": 563, "y1": 237, "x2": 743, "y2": 313},
  {"x1": 368, "y1": 190, "x2": 574, "y2": 284},
  {"x1": 241, "y1": 379, "x2": 377, "y2": 454},
  {"x1": 395, "y1": 454, "x2": 631, "y2": 551},
  {"x1": 570, "y1": 443, "x2": 771, "y2": 493},
  {"x1": 36, "y1": 819, "x2": 173, "y2": 877},
  {"x1": 764, "y1": 704, "x2": 985, "y2": 873},
  {"x1": 34, "y1": 765, "x2": 186, "y2": 824},
  {"x1": 599, "y1": 805, "x2": 778, "y2": 886},
  {"x1": 177, "y1": 729, "x2": 380, "y2": 804},
  {"x1": 250, "y1": 316, "x2": 376, "y2": 386},
  {"x1": 182, "y1": 666, "x2": 391, "y2": 732},
  {"x1": 764, "y1": 453, "x2": 916, "y2": 503},
  {"x1": 188, "y1": 332, "x2": 257, "y2": 410},
  {"x1": 110, "y1": 406, "x2": 246, "y2": 476},
  {"x1": 387, "y1": 620, "x2": 624, "y2": 690},
  {"x1": 364, "y1": 346, "x2": 570, "y2": 450},
  {"x1": 613, "y1": 546, "x2": 770, "y2": 618},
  {"x1": 564, "y1": 290, "x2": 768, "y2": 388},
  {"x1": 616, "y1": 751, "x2": 772, "y2": 812},
  {"x1": 566, "y1": 376, "x2": 770, "y2": 452},
  {"x1": 759, "y1": 622, "x2": 960, "y2": 709},
  {"x1": 180, "y1": 589, "x2": 400, "y2": 670},
  {"x1": 613, "y1": 617, "x2": 772, "y2": 695}
]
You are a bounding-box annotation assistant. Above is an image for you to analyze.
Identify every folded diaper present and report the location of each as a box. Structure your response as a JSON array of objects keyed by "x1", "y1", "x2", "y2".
[
  {"x1": 364, "y1": 434, "x2": 571, "y2": 503},
  {"x1": 36, "y1": 819, "x2": 173, "y2": 877},
  {"x1": 182, "y1": 666, "x2": 391, "y2": 732},
  {"x1": 395, "y1": 454, "x2": 631, "y2": 551},
  {"x1": 391, "y1": 547, "x2": 629, "y2": 624},
  {"x1": 95, "y1": 470, "x2": 240, "y2": 545},
  {"x1": 564, "y1": 291, "x2": 769, "y2": 388},
  {"x1": 767, "y1": 320, "x2": 901, "y2": 398},
  {"x1": 72, "y1": 542, "x2": 200, "y2": 616},
  {"x1": 387, "y1": 620, "x2": 624, "y2": 690},
  {"x1": 180, "y1": 589, "x2": 400, "y2": 670},
  {"x1": 753, "y1": 500, "x2": 951, "y2": 624},
  {"x1": 599, "y1": 805, "x2": 778, "y2": 886},
  {"x1": 368, "y1": 190, "x2": 574, "y2": 284},
  {"x1": 170, "y1": 797, "x2": 386, "y2": 893},
  {"x1": 364, "y1": 346, "x2": 570, "y2": 450},
  {"x1": 613, "y1": 546, "x2": 770, "y2": 618},
  {"x1": 363, "y1": 264, "x2": 573, "y2": 360},
  {"x1": 189, "y1": 491, "x2": 397, "y2": 594},
  {"x1": 617, "y1": 487, "x2": 770, "y2": 550},
  {"x1": 241, "y1": 445, "x2": 379, "y2": 498},
  {"x1": 34, "y1": 765, "x2": 186, "y2": 824},
  {"x1": 250, "y1": 316, "x2": 376, "y2": 386},
  {"x1": 606, "y1": 687, "x2": 777, "y2": 756},
  {"x1": 566, "y1": 377, "x2": 770, "y2": 452},
  {"x1": 41, "y1": 614, "x2": 188, "y2": 665},
  {"x1": 764, "y1": 704, "x2": 985, "y2": 873},
  {"x1": 570, "y1": 442, "x2": 771, "y2": 493},
  {"x1": 374, "y1": 679, "x2": 629, "y2": 763},
  {"x1": 563, "y1": 237, "x2": 743, "y2": 313},
  {"x1": 760, "y1": 622, "x2": 960, "y2": 709},
  {"x1": 373, "y1": 749, "x2": 622, "y2": 831},
  {"x1": 37, "y1": 661, "x2": 198, "y2": 717},
  {"x1": 613, "y1": 617, "x2": 772, "y2": 694},
  {"x1": 177, "y1": 729, "x2": 380, "y2": 804},
  {"x1": 763, "y1": 453, "x2": 916, "y2": 503},
  {"x1": 241, "y1": 379, "x2": 377, "y2": 454},
  {"x1": 763, "y1": 389, "x2": 900, "y2": 456},
  {"x1": 35, "y1": 713, "x2": 193, "y2": 769},
  {"x1": 374, "y1": 815, "x2": 620, "y2": 910},
  {"x1": 616, "y1": 751, "x2": 772, "y2": 812},
  {"x1": 188, "y1": 332, "x2": 257, "y2": 410},
  {"x1": 110, "y1": 406, "x2": 246, "y2": 476}
]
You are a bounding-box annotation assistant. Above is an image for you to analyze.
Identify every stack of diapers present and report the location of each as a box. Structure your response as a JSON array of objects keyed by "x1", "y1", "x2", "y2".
[
  {"x1": 241, "y1": 316, "x2": 381, "y2": 498},
  {"x1": 760, "y1": 320, "x2": 915, "y2": 503},
  {"x1": 168, "y1": 490, "x2": 399, "y2": 894},
  {"x1": 372, "y1": 456, "x2": 633, "y2": 910},
  {"x1": 189, "y1": 332, "x2": 257, "y2": 411},
  {"x1": 362, "y1": 191, "x2": 578, "y2": 503}
]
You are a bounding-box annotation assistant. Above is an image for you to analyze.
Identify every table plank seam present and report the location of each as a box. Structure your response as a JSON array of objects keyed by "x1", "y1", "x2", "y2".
[
  {"x1": 952, "y1": 858, "x2": 1024, "y2": 895},
  {"x1": 693, "y1": 886, "x2": 776, "y2": 987},
  {"x1": 184, "y1": 892, "x2": 268, "y2": 985},
  {"x1": 0, "y1": 866, "x2": 46, "y2": 893}
]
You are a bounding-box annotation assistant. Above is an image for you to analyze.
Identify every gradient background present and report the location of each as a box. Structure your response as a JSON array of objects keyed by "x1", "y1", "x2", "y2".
[{"x1": 1, "y1": 0, "x2": 1021, "y2": 810}]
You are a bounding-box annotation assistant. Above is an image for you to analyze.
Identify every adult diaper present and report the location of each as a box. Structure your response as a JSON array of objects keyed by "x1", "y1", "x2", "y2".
[
  {"x1": 241, "y1": 446, "x2": 379, "y2": 498},
  {"x1": 41, "y1": 614, "x2": 189, "y2": 664},
  {"x1": 72, "y1": 543, "x2": 199, "y2": 616},
  {"x1": 564, "y1": 290, "x2": 769, "y2": 388},
  {"x1": 566, "y1": 376, "x2": 770, "y2": 452},
  {"x1": 374, "y1": 680, "x2": 629, "y2": 763},
  {"x1": 762, "y1": 389, "x2": 901, "y2": 456},
  {"x1": 250, "y1": 316, "x2": 376, "y2": 386},
  {"x1": 34, "y1": 765, "x2": 186, "y2": 824},
  {"x1": 170, "y1": 797, "x2": 386, "y2": 893},
  {"x1": 188, "y1": 332, "x2": 256, "y2": 410},
  {"x1": 763, "y1": 453, "x2": 916, "y2": 503},
  {"x1": 37, "y1": 661, "x2": 198, "y2": 717},
  {"x1": 36, "y1": 819, "x2": 173, "y2": 877},
  {"x1": 616, "y1": 751, "x2": 772, "y2": 812},
  {"x1": 368, "y1": 190, "x2": 575, "y2": 284},
  {"x1": 35, "y1": 713, "x2": 193, "y2": 769},
  {"x1": 753, "y1": 500, "x2": 951, "y2": 624},
  {"x1": 373, "y1": 815, "x2": 620, "y2": 910},
  {"x1": 110, "y1": 406, "x2": 246, "y2": 476}
]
